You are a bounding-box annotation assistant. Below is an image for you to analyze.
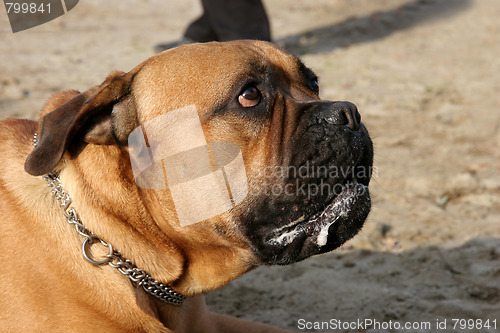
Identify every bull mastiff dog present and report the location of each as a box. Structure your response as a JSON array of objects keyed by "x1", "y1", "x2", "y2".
[{"x1": 0, "y1": 40, "x2": 373, "y2": 332}]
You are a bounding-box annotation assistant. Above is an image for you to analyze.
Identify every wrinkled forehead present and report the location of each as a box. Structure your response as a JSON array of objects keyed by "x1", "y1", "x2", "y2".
[{"x1": 130, "y1": 41, "x2": 306, "y2": 122}]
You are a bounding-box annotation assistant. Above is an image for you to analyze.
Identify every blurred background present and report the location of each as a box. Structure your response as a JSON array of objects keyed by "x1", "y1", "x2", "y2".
[{"x1": 1, "y1": 0, "x2": 499, "y2": 331}]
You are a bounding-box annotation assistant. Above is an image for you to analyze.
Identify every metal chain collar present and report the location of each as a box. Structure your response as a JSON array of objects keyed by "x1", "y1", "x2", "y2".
[{"x1": 32, "y1": 133, "x2": 185, "y2": 306}]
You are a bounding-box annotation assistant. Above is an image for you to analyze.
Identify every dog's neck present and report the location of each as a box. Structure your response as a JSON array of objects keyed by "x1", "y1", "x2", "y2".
[{"x1": 33, "y1": 132, "x2": 186, "y2": 306}]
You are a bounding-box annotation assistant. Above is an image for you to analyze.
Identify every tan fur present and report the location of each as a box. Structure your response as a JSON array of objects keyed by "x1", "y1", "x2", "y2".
[{"x1": 0, "y1": 41, "x2": 308, "y2": 332}]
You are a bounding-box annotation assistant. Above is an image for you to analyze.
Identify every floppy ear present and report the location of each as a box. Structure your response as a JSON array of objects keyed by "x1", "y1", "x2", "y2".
[{"x1": 25, "y1": 69, "x2": 141, "y2": 176}]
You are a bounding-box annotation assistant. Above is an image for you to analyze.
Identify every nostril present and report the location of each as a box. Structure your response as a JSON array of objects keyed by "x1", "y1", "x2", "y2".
[
  {"x1": 345, "y1": 102, "x2": 360, "y2": 131},
  {"x1": 324, "y1": 102, "x2": 361, "y2": 131}
]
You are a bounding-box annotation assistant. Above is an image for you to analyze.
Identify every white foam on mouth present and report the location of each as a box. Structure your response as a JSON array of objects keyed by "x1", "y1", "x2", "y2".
[
  {"x1": 313, "y1": 194, "x2": 354, "y2": 246},
  {"x1": 267, "y1": 226, "x2": 304, "y2": 247},
  {"x1": 315, "y1": 217, "x2": 339, "y2": 247},
  {"x1": 265, "y1": 198, "x2": 348, "y2": 247},
  {"x1": 266, "y1": 215, "x2": 306, "y2": 246},
  {"x1": 265, "y1": 185, "x2": 365, "y2": 248}
]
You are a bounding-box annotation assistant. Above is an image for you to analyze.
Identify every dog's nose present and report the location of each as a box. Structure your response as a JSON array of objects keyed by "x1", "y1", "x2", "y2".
[{"x1": 322, "y1": 102, "x2": 361, "y2": 131}]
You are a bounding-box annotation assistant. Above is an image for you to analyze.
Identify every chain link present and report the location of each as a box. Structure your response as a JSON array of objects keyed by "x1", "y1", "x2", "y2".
[{"x1": 36, "y1": 133, "x2": 185, "y2": 306}]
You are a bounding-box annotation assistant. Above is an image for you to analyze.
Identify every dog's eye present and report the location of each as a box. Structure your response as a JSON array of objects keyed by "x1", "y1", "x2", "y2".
[
  {"x1": 238, "y1": 86, "x2": 261, "y2": 108},
  {"x1": 310, "y1": 79, "x2": 319, "y2": 94}
]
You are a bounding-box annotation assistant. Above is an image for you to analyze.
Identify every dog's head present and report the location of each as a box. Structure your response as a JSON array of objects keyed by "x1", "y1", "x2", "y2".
[{"x1": 25, "y1": 41, "x2": 373, "y2": 293}]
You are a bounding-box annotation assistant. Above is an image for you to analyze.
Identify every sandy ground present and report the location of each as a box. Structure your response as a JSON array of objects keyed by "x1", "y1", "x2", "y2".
[{"x1": 1, "y1": 0, "x2": 499, "y2": 332}]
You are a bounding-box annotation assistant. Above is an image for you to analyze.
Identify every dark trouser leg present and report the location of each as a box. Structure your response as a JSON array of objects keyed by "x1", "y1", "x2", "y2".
[
  {"x1": 185, "y1": 0, "x2": 271, "y2": 42},
  {"x1": 184, "y1": 11, "x2": 218, "y2": 42}
]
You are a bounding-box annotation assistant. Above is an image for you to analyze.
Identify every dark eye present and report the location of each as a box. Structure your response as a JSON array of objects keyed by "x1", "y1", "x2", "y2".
[
  {"x1": 310, "y1": 79, "x2": 319, "y2": 93},
  {"x1": 238, "y1": 85, "x2": 261, "y2": 108}
]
